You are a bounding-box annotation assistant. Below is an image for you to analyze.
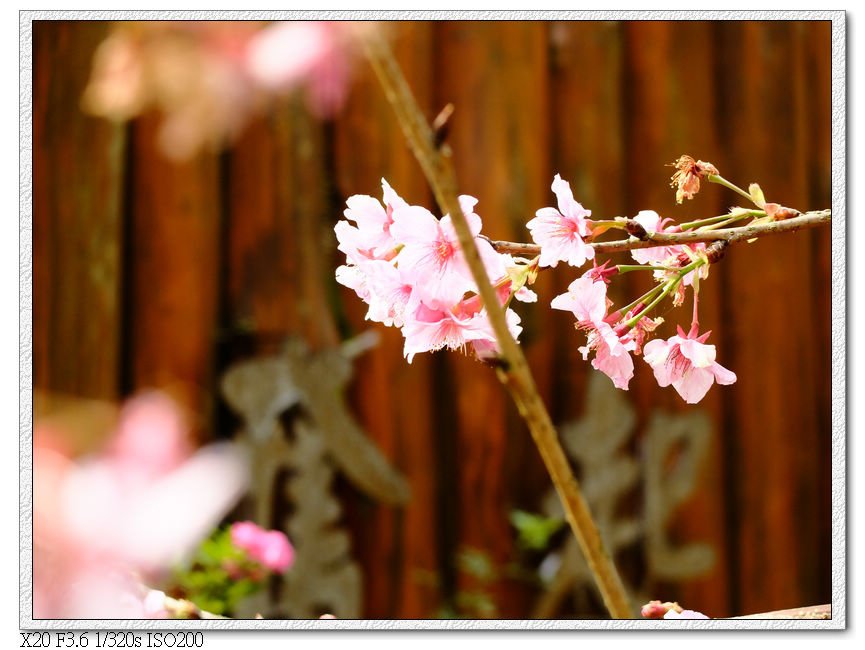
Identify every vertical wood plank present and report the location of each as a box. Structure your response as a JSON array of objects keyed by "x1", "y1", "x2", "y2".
[
  {"x1": 436, "y1": 21, "x2": 551, "y2": 617},
  {"x1": 803, "y1": 21, "x2": 833, "y2": 606},
  {"x1": 128, "y1": 114, "x2": 221, "y2": 435},
  {"x1": 716, "y1": 20, "x2": 827, "y2": 615},
  {"x1": 33, "y1": 21, "x2": 125, "y2": 400},
  {"x1": 332, "y1": 23, "x2": 440, "y2": 618}
]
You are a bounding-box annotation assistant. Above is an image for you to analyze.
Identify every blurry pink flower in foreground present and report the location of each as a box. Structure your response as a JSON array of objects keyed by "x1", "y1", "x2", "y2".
[
  {"x1": 83, "y1": 21, "x2": 367, "y2": 159},
  {"x1": 230, "y1": 521, "x2": 295, "y2": 574},
  {"x1": 527, "y1": 174, "x2": 595, "y2": 269},
  {"x1": 33, "y1": 392, "x2": 249, "y2": 618},
  {"x1": 664, "y1": 609, "x2": 710, "y2": 620},
  {"x1": 246, "y1": 21, "x2": 363, "y2": 119},
  {"x1": 643, "y1": 325, "x2": 737, "y2": 404}
]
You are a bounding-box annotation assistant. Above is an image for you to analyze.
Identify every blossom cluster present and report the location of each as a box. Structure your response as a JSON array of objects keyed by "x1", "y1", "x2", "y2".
[
  {"x1": 335, "y1": 159, "x2": 739, "y2": 405},
  {"x1": 334, "y1": 179, "x2": 536, "y2": 363}
]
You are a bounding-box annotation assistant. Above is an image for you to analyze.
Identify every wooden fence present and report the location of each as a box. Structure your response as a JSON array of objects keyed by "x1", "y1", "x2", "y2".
[{"x1": 32, "y1": 19, "x2": 833, "y2": 619}]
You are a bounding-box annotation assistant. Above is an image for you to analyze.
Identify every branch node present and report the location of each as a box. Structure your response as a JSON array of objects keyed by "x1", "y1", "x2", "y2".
[{"x1": 624, "y1": 219, "x2": 648, "y2": 240}]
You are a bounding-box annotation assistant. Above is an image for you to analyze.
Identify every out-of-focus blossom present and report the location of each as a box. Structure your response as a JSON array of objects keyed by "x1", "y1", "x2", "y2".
[
  {"x1": 246, "y1": 21, "x2": 366, "y2": 119},
  {"x1": 33, "y1": 392, "x2": 249, "y2": 618},
  {"x1": 526, "y1": 174, "x2": 595, "y2": 268},
  {"x1": 669, "y1": 155, "x2": 719, "y2": 204},
  {"x1": 83, "y1": 21, "x2": 368, "y2": 160},
  {"x1": 643, "y1": 325, "x2": 736, "y2": 404},
  {"x1": 664, "y1": 608, "x2": 710, "y2": 619},
  {"x1": 230, "y1": 521, "x2": 295, "y2": 574}
]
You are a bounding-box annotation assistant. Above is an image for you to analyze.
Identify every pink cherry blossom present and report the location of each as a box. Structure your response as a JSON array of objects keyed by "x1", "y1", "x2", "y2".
[
  {"x1": 526, "y1": 174, "x2": 595, "y2": 268},
  {"x1": 390, "y1": 195, "x2": 502, "y2": 306},
  {"x1": 550, "y1": 275, "x2": 608, "y2": 326},
  {"x1": 401, "y1": 302, "x2": 501, "y2": 363},
  {"x1": 579, "y1": 321, "x2": 636, "y2": 390},
  {"x1": 629, "y1": 210, "x2": 684, "y2": 266},
  {"x1": 643, "y1": 325, "x2": 737, "y2": 403},
  {"x1": 335, "y1": 179, "x2": 407, "y2": 263},
  {"x1": 230, "y1": 521, "x2": 295, "y2": 574}
]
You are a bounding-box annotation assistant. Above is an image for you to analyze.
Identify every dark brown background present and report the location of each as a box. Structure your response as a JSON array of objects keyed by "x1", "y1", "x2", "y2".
[{"x1": 33, "y1": 20, "x2": 833, "y2": 619}]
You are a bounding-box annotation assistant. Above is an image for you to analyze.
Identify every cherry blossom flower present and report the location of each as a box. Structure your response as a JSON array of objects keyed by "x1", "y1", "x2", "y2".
[
  {"x1": 579, "y1": 321, "x2": 636, "y2": 390},
  {"x1": 335, "y1": 179, "x2": 407, "y2": 263},
  {"x1": 527, "y1": 174, "x2": 595, "y2": 268},
  {"x1": 389, "y1": 195, "x2": 503, "y2": 306},
  {"x1": 669, "y1": 155, "x2": 719, "y2": 204},
  {"x1": 629, "y1": 210, "x2": 684, "y2": 265},
  {"x1": 33, "y1": 392, "x2": 249, "y2": 618},
  {"x1": 230, "y1": 521, "x2": 295, "y2": 574},
  {"x1": 643, "y1": 325, "x2": 737, "y2": 403},
  {"x1": 402, "y1": 302, "x2": 502, "y2": 363},
  {"x1": 550, "y1": 274, "x2": 608, "y2": 326}
]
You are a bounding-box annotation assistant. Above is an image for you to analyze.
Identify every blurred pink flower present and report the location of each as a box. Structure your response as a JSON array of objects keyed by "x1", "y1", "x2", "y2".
[
  {"x1": 246, "y1": 21, "x2": 361, "y2": 119},
  {"x1": 664, "y1": 608, "x2": 710, "y2": 619},
  {"x1": 527, "y1": 174, "x2": 595, "y2": 268},
  {"x1": 643, "y1": 325, "x2": 736, "y2": 403},
  {"x1": 84, "y1": 21, "x2": 368, "y2": 159},
  {"x1": 230, "y1": 521, "x2": 295, "y2": 574},
  {"x1": 33, "y1": 392, "x2": 249, "y2": 618}
]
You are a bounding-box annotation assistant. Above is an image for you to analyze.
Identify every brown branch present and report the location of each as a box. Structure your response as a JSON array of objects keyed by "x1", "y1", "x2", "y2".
[
  {"x1": 362, "y1": 36, "x2": 633, "y2": 619},
  {"x1": 484, "y1": 209, "x2": 831, "y2": 257}
]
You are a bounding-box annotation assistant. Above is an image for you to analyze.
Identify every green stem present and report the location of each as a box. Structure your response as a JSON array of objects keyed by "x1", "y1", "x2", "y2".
[
  {"x1": 615, "y1": 264, "x2": 674, "y2": 274},
  {"x1": 680, "y1": 210, "x2": 764, "y2": 230},
  {"x1": 618, "y1": 282, "x2": 667, "y2": 318},
  {"x1": 623, "y1": 259, "x2": 705, "y2": 329},
  {"x1": 707, "y1": 174, "x2": 756, "y2": 204}
]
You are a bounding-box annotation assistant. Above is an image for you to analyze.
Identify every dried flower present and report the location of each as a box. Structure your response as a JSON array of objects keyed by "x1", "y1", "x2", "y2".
[{"x1": 670, "y1": 155, "x2": 719, "y2": 203}]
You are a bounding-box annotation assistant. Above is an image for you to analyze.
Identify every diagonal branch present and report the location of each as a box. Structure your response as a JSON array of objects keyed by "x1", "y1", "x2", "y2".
[
  {"x1": 362, "y1": 36, "x2": 633, "y2": 619},
  {"x1": 483, "y1": 210, "x2": 831, "y2": 257}
]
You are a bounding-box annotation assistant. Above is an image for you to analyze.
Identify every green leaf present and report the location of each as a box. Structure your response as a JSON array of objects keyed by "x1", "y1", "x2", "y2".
[{"x1": 509, "y1": 509, "x2": 564, "y2": 551}]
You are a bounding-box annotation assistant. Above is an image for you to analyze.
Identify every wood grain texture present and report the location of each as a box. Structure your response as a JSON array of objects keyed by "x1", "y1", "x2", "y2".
[
  {"x1": 127, "y1": 114, "x2": 221, "y2": 435},
  {"x1": 33, "y1": 21, "x2": 126, "y2": 400},
  {"x1": 716, "y1": 21, "x2": 828, "y2": 616},
  {"x1": 332, "y1": 23, "x2": 440, "y2": 618}
]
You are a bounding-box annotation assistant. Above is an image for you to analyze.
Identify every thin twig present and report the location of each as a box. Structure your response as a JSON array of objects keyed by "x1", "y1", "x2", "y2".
[
  {"x1": 362, "y1": 36, "x2": 633, "y2": 619},
  {"x1": 483, "y1": 209, "x2": 831, "y2": 257}
]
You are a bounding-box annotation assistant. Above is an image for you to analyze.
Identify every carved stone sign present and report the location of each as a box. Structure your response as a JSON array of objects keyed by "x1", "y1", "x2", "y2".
[
  {"x1": 534, "y1": 373, "x2": 714, "y2": 618},
  {"x1": 221, "y1": 334, "x2": 410, "y2": 619}
]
